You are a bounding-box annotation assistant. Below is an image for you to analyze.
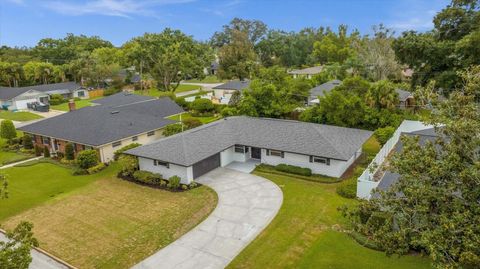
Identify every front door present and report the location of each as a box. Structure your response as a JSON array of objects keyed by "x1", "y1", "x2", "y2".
[{"x1": 251, "y1": 147, "x2": 261, "y2": 160}]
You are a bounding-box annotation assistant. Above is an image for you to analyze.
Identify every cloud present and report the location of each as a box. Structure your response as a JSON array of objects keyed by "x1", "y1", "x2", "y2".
[
  {"x1": 5, "y1": 0, "x2": 26, "y2": 5},
  {"x1": 389, "y1": 17, "x2": 433, "y2": 31},
  {"x1": 201, "y1": 0, "x2": 243, "y2": 17},
  {"x1": 387, "y1": 1, "x2": 444, "y2": 32},
  {"x1": 43, "y1": 0, "x2": 194, "y2": 18}
]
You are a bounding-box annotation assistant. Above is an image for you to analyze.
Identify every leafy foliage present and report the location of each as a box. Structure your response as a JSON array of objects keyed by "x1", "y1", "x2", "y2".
[
  {"x1": 191, "y1": 98, "x2": 214, "y2": 113},
  {"x1": 275, "y1": 164, "x2": 312, "y2": 176},
  {"x1": 76, "y1": 149, "x2": 98, "y2": 169},
  {"x1": 0, "y1": 221, "x2": 38, "y2": 269},
  {"x1": 118, "y1": 154, "x2": 138, "y2": 177},
  {"x1": 167, "y1": 176, "x2": 181, "y2": 189},
  {"x1": 64, "y1": 143, "x2": 74, "y2": 160},
  {"x1": 373, "y1": 126, "x2": 395, "y2": 145},
  {"x1": 113, "y1": 143, "x2": 141, "y2": 160},
  {"x1": 0, "y1": 120, "x2": 16, "y2": 140}
]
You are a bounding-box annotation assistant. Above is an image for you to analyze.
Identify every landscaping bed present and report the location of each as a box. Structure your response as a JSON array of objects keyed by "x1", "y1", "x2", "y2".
[
  {"x1": 118, "y1": 172, "x2": 201, "y2": 192},
  {"x1": 254, "y1": 163, "x2": 341, "y2": 183}
]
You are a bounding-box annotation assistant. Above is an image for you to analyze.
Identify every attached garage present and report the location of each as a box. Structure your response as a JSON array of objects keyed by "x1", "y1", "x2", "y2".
[
  {"x1": 14, "y1": 98, "x2": 38, "y2": 110},
  {"x1": 192, "y1": 153, "x2": 220, "y2": 178}
]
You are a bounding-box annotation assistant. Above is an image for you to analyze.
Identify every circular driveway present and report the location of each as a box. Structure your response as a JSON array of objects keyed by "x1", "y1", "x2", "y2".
[{"x1": 132, "y1": 167, "x2": 283, "y2": 269}]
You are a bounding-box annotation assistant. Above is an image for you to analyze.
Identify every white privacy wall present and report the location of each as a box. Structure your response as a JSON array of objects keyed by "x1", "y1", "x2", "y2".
[
  {"x1": 260, "y1": 148, "x2": 360, "y2": 178},
  {"x1": 138, "y1": 157, "x2": 193, "y2": 184},
  {"x1": 220, "y1": 146, "x2": 249, "y2": 166}
]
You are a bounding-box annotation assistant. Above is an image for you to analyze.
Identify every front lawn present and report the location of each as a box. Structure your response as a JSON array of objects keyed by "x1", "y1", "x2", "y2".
[
  {"x1": 0, "y1": 111, "x2": 43, "y2": 121},
  {"x1": 0, "y1": 151, "x2": 31, "y2": 166},
  {"x1": 227, "y1": 171, "x2": 431, "y2": 269},
  {"x1": 1, "y1": 161, "x2": 217, "y2": 268},
  {"x1": 185, "y1": 75, "x2": 224, "y2": 83},
  {"x1": 134, "y1": 85, "x2": 202, "y2": 98},
  {"x1": 175, "y1": 84, "x2": 202, "y2": 93},
  {"x1": 168, "y1": 112, "x2": 221, "y2": 124},
  {"x1": 50, "y1": 97, "x2": 101, "y2": 111}
]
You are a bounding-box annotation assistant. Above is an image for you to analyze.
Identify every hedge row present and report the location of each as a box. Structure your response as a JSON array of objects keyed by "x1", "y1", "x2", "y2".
[
  {"x1": 275, "y1": 163, "x2": 312, "y2": 176},
  {"x1": 255, "y1": 164, "x2": 341, "y2": 183}
]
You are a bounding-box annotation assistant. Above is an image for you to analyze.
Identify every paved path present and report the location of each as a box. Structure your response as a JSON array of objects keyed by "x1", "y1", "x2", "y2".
[
  {"x1": 0, "y1": 156, "x2": 43, "y2": 169},
  {"x1": 132, "y1": 167, "x2": 283, "y2": 269},
  {"x1": 175, "y1": 89, "x2": 201, "y2": 97}
]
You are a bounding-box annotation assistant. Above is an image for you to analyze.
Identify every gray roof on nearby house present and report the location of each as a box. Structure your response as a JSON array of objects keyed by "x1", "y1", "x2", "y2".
[
  {"x1": 92, "y1": 92, "x2": 155, "y2": 107},
  {"x1": 126, "y1": 116, "x2": 372, "y2": 166},
  {"x1": 19, "y1": 96, "x2": 183, "y2": 146},
  {"x1": 396, "y1": 89, "x2": 413, "y2": 102},
  {"x1": 0, "y1": 82, "x2": 82, "y2": 100},
  {"x1": 309, "y1": 80, "x2": 342, "y2": 98},
  {"x1": 213, "y1": 80, "x2": 250, "y2": 91},
  {"x1": 288, "y1": 66, "x2": 323, "y2": 75}
]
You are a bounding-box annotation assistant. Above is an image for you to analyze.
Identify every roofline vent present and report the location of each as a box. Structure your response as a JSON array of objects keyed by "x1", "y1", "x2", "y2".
[{"x1": 111, "y1": 111, "x2": 120, "y2": 114}]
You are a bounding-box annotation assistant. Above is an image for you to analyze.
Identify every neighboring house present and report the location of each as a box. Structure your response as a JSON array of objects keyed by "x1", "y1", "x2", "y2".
[
  {"x1": 205, "y1": 61, "x2": 219, "y2": 75},
  {"x1": 308, "y1": 80, "x2": 342, "y2": 105},
  {"x1": 212, "y1": 80, "x2": 251, "y2": 104},
  {"x1": 19, "y1": 92, "x2": 184, "y2": 163},
  {"x1": 357, "y1": 120, "x2": 435, "y2": 199},
  {"x1": 288, "y1": 66, "x2": 323, "y2": 79},
  {"x1": 396, "y1": 88, "x2": 415, "y2": 108},
  {"x1": 0, "y1": 82, "x2": 88, "y2": 111},
  {"x1": 401, "y1": 68, "x2": 413, "y2": 79},
  {"x1": 117, "y1": 69, "x2": 141, "y2": 84},
  {"x1": 126, "y1": 116, "x2": 372, "y2": 184}
]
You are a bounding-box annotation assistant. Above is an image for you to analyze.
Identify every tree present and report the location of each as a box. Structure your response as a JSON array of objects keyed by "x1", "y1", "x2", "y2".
[
  {"x1": 342, "y1": 67, "x2": 480, "y2": 269},
  {"x1": 0, "y1": 61, "x2": 23, "y2": 87},
  {"x1": 0, "y1": 120, "x2": 16, "y2": 140},
  {"x1": 433, "y1": 0, "x2": 479, "y2": 41},
  {"x1": 118, "y1": 154, "x2": 138, "y2": 177},
  {"x1": 76, "y1": 150, "x2": 98, "y2": 169},
  {"x1": 228, "y1": 90, "x2": 242, "y2": 106},
  {"x1": 334, "y1": 76, "x2": 371, "y2": 97},
  {"x1": 217, "y1": 30, "x2": 257, "y2": 80},
  {"x1": 23, "y1": 61, "x2": 57, "y2": 85},
  {"x1": 311, "y1": 25, "x2": 358, "y2": 64},
  {"x1": 22, "y1": 135, "x2": 33, "y2": 150},
  {"x1": 132, "y1": 29, "x2": 211, "y2": 91},
  {"x1": 0, "y1": 221, "x2": 39, "y2": 269},
  {"x1": 191, "y1": 98, "x2": 214, "y2": 113},
  {"x1": 211, "y1": 18, "x2": 267, "y2": 48},
  {"x1": 43, "y1": 146, "x2": 50, "y2": 158},
  {"x1": 365, "y1": 80, "x2": 399, "y2": 110},
  {"x1": 64, "y1": 143, "x2": 74, "y2": 160}
]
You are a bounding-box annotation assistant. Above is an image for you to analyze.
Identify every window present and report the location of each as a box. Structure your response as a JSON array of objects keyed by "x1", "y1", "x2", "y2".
[
  {"x1": 147, "y1": 131, "x2": 155, "y2": 137},
  {"x1": 154, "y1": 160, "x2": 169, "y2": 168},
  {"x1": 112, "y1": 141, "x2": 122, "y2": 148},
  {"x1": 267, "y1": 149, "x2": 284, "y2": 158},
  {"x1": 310, "y1": 156, "x2": 330, "y2": 165},
  {"x1": 77, "y1": 91, "x2": 85, "y2": 97},
  {"x1": 132, "y1": 136, "x2": 138, "y2": 141},
  {"x1": 42, "y1": 137, "x2": 49, "y2": 145},
  {"x1": 234, "y1": 145, "x2": 245, "y2": 153}
]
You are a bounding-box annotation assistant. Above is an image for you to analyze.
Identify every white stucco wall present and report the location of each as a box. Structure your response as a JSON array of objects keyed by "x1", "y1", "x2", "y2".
[
  {"x1": 73, "y1": 89, "x2": 89, "y2": 99},
  {"x1": 98, "y1": 129, "x2": 164, "y2": 163},
  {"x1": 220, "y1": 146, "x2": 249, "y2": 166},
  {"x1": 138, "y1": 157, "x2": 193, "y2": 184},
  {"x1": 260, "y1": 147, "x2": 361, "y2": 178}
]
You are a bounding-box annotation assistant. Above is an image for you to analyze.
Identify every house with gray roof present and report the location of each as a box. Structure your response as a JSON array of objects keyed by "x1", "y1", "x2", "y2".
[
  {"x1": 19, "y1": 92, "x2": 184, "y2": 162},
  {"x1": 395, "y1": 88, "x2": 414, "y2": 108},
  {"x1": 212, "y1": 80, "x2": 250, "y2": 104},
  {"x1": 308, "y1": 80, "x2": 342, "y2": 105},
  {"x1": 126, "y1": 116, "x2": 372, "y2": 183},
  {"x1": 288, "y1": 66, "x2": 323, "y2": 79},
  {"x1": 0, "y1": 82, "x2": 88, "y2": 111}
]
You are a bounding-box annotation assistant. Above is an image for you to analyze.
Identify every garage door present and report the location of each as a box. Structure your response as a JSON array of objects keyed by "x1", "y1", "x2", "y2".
[
  {"x1": 15, "y1": 99, "x2": 37, "y2": 110},
  {"x1": 192, "y1": 153, "x2": 220, "y2": 178}
]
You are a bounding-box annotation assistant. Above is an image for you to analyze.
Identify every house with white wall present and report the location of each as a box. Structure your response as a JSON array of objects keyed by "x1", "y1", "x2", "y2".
[
  {"x1": 212, "y1": 80, "x2": 250, "y2": 104},
  {"x1": 126, "y1": 116, "x2": 372, "y2": 184},
  {"x1": 288, "y1": 66, "x2": 323, "y2": 79},
  {"x1": 19, "y1": 92, "x2": 184, "y2": 162}
]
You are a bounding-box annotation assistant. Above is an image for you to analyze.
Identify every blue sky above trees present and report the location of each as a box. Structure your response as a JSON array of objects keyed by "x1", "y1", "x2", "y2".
[{"x1": 1, "y1": 0, "x2": 449, "y2": 47}]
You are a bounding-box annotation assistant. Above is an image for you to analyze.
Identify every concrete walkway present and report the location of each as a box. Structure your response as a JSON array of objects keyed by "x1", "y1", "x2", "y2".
[
  {"x1": 0, "y1": 156, "x2": 43, "y2": 169},
  {"x1": 133, "y1": 167, "x2": 283, "y2": 269},
  {"x1": 175, "y1": 89, "x2": 201, "y2": 97}
]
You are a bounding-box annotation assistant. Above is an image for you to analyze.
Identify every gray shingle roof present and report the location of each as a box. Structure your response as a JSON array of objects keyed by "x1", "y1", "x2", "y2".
[
  {"x1": 213, "y1": 80, "x2": 250, "y2": 91},
  {"x1": 0, "y1": 82, "x2": 82, "y2": 100},
  {"x1": 126, "y1": 116, "x2": 372, "y2": 166},
  {"x1": 92, "y1": 92, "x2": 155, "y2": 107},
  {"x1": 309, "y1": 80, "x2": 342, "y2": 98},
  {"x1": 19, "y1": 97, "x2": 183, "y2": 146},
  {"x1": 288, "y1": 66, "x2": 323, "y2": 75},
  {"x1": 395, "y1": 89, "x2": 413, "y2": 102}
]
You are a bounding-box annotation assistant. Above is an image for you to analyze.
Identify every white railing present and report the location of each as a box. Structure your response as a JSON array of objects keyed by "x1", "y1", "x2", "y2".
[{"x1": 357, "y1": 120, "x2": 433, "y2": 199}]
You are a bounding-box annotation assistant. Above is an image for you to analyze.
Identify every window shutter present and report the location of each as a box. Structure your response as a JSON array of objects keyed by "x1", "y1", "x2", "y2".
[
  {"x1": 266, "y1": 149, "x2": 270, "y2": 156},
  {"x1": 309, "y1": 156, "x2": 313, "y2": 163},
  {"x1": 281, "y1": 152, "x2": 284, "y2": 158},
  {"x1": 326, "y1": 158, "x2": 330, "y2": 165}
]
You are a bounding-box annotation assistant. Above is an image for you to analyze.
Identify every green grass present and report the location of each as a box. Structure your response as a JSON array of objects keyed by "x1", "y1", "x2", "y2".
[
  {"x1": 228, "y1": 171, "x2": 431, "y2": 269},
  {"x1": 0, "y1": 111, "x2": 43, "y2": 121},
  {"x1": 134, "y1": 85, "x2": 202, "y2": 98},
  {"x1": 362, "y1": 135, "x2": 381, "y2": 156},
  {"x1": 175, "y1": 84, "x2": 202, "y2": 93},
  {"x1": 168, "y1": 112, "x2": 221, "y2": 124},
  {"x1": 50, "y1": 97, "x2": 101, "y2": 111},
  {"x1": 185, "y1": 75, "x2": 224, "y2": 83},
  {"x1": 0, "y1": 151, "x2": 31, "y2": 166},
  {"x1": 0, "y1": 162, "x2": 114, "y2": 221}
]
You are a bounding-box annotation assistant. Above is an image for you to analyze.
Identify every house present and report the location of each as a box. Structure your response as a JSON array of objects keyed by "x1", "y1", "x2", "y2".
[
  {"x1": 19, "y1": 92, "x2": 184, "y2": 162},
  {"x1": 396, "y1": 88, "x2": 415, "y2": 108},
  {"x1": 288, "y1": 66, "x2": 323, "y2": 79},
  {"x1": 308, "y1": 80, "x2": 342, "y2": 105},
  {"x1": 212, "y1": 80, "x2": 251, "y2": 104},
  {"x1": 356, "y1": 120, "x2": 436, "y2": 199},
  {"x1": 126, "y1": 116, "x2": 372, "y2": 184},
  {"x1": 0, "y1": 82, "x2": 88, "y2": 111}
]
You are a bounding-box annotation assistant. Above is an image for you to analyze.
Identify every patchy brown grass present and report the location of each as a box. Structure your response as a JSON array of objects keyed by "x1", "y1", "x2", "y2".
[{"x1": 3, "y1": 177, "x2": 217, "y2": 269}]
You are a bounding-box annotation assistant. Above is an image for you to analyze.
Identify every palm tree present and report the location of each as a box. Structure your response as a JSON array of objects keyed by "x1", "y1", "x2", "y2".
[{"x1": 365, "y1": 80, "x2": 399, "y2": 110}]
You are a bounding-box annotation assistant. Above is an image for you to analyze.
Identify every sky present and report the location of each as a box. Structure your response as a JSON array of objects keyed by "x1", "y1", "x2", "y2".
[{"x1": 0, "y1": 0, "x2": 450, "y2": 47}]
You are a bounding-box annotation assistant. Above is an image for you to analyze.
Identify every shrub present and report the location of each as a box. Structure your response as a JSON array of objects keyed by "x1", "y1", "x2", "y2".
[
  {"x1": 43, "y1": 147, "x2": 50, "y2": 158},
  {"x1": 213, "y1": 104, "x2": 226, "y2": 114},
  {"x1": 191, "y1": 98, "x2": 214, "y2": 113},
  {"x1": 221, "y1": 106, "x2": 238, "y2": 117},
  {"x1": 349, "y1": 231, "x2": 383, "y2": 251},
  {"x1": 103, "y1": 88, "x2": 121, "y2": 96},
  {"x1": 374, "y1": 126, "x2": 395, "y2": 145},
  {"x1": 118, "y1": 154, "x2": 138, "y2": 176},
  {"x1": 133, "y1": 170, "x2": 162, "y2": 185},
  {"x1": 163, "y1": 124, "x2": 183, "y2": 137},
  {"x1": 189, "y1": 181, "x2": 198, "y2": 189},
  {"x1": 22, "y1": 134, "x2": 33, "y2": 149},
  {"x1": 56, "y1": 152, "x2": 64, "y2": 159},
  {"x1": 336, "y1": 179, "x2": 357, "y2": 199},
  {"x1": 182, "y1": 118, "x2": 202, "y2": 129},
  {"x1": 64, "y1": 143, "x2": 74, "y2": 160},
  {"x1": 167, "y1": 175, "x2": 181, "y2": 189},
  {"x1": 113, "y1": 143, "x2": 141, "y2": 160},
  {"x1": 160, "y1": 179, "x2": 168, "y2": 187},
  {"x1": 76, "y1": 149, "x2": 98, "y2": 169},
  {"x1": 0, "y1": 120, "x2": 16, "y2": 140},
  {"x1": 275, "y1": 164, "x2": 312, "y2": 176},
  {"x1": 175, "y1": 97, "x2": 189, "y2": 109},
  {"x1": 87, "y1": 163, "x2": 106, "y2": 174},
  {"x1": 72, "y1": 167, "x2": 88, "y2": 175},
  {"x1": 8, "y1": 137, "x2": 22, "y2": 145},
  {"x1": 60, "y1": 158, "x2": 75, "y2": 165},
  {"x1": 34, "y1": 145, "x2": 42, "y2": 156},
  {"x1": 48, "y1": 94, "x2": 65, "y2": 105},
  {"x1": 181, "y1": 184, "x2": 188, "y2": 190}
]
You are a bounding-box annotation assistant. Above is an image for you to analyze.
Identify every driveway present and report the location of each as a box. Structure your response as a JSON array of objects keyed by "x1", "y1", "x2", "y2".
[{"x1": 132, "y1": 167, "x2": 283, "y2": 269}]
